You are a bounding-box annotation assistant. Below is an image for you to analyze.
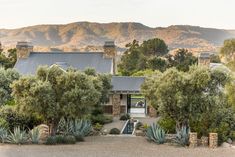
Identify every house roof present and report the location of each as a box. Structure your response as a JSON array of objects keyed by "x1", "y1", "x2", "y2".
[
  {"x1": 111, "y1": 76, "x2": 145, "y2": 93},
  {"x1": 14, "y1": 52, "x2": 113, "y2": 75}
]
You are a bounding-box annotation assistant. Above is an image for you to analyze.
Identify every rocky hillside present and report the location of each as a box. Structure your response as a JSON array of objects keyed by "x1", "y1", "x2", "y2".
[{"x1": 1, "y1": 22, "x2": 235, "y2": 52}]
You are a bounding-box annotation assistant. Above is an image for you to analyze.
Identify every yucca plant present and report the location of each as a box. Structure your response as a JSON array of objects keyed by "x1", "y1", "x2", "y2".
[
  {"x1": 173, "y1": 125, "x2": 190, "y2": 146},
  {"x1": 7, "y1": 127, "x2": 28, "y2": 144},
  {"x1": 146, "y1": 123, "x2": 166, "y2": 144},
  {"x1": 30, "y1": 127, "x2": 41, "y2": 144},
  {"x1": 0, "y1": 127, "x2": 8, "y2": 143}
]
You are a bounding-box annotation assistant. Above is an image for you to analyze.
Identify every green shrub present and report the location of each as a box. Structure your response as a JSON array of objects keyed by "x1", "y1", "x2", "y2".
[
  {"x1": 0, "y1": 127, "x2": 8, "y2": 143},
  {"x1": 109, "y1": 128, "x2": 120, "y2": 135},
  {"x1": 0, "y1": 105, "x2": 43, "y2": 131},
  {"x1": 173, "y1": 126, "x2": 190, "y2": 146},
  {"x1": 30, "y1": 127, "x2": 40, "y2": 144},
  {"x1": 64, "y1": 135, "x2": 76, "y2": 144},
  {"x1": 146, "y1": 123, "x2": 166, "y2": 144},
  {"x1": 91, "y1": 114, "x2": 113, "y2": 125},
  {"x1": 135, "y1": 122, "x2": 143, "y2": 130},
  {"x1": 93, "y1": 123, "x2": 103, "y2": 131},
  {"x1": 45, "y1": 136, "x2": 57, "y2": 145},
  {"x1": 74, "y1": 134, "x2": 84, "y2": 142},
  {"x1": 158, "y1": 117, "x2": 176, "y2": 134},
  {"x1": 119, "y1": 114, "x2": 130, "y2": 121},
  {"x1": 0, "y1": 118, "x2": 9, "y2": 129},
  {"x1": 7, "y1": 127, "x2": 28, "y2": 144}
]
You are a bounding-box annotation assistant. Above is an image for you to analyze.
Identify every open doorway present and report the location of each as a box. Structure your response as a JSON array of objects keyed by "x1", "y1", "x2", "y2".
[{"x1": 127, "y1": 94, "x2": 146, "y2": 117}]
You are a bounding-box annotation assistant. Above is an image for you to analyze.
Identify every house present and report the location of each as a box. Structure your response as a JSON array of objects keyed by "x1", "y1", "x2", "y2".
[{"x1": 14, "y1": 41, "x2": 156, "y2": 117}]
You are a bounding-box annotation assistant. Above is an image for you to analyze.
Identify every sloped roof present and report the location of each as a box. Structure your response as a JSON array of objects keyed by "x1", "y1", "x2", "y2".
[
  {"x1": 111, "y1": 76, "x2": 145, "y2": 93},
  {"x1": 14, "y1": 52, "x2": 113, "y2": 75}
]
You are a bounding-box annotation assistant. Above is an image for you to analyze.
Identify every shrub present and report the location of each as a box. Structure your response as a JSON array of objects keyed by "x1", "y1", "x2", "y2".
[
  {"x1": 173, "y1": 126, "x2": 190, "y2": 146},
  {"x1": 30, "y1": 127, "x2": 41, "y2": 144},
  {"x1": 146, "y1": 123, "x2": 166, "y2": 144},
  {"x1": 91, "y1": 114, "x2": 113, "y2": 125},
  {"x1": 93, "y1": 123, "x2": 103, "y2": 131},
  {"x1": 135, "y1": 122, "x2": 143, "y2": 130},
  {"x1": 158, "y1": 117, "x2": 176, "y2": 134},
  {"x1": 64, "y1": 135, "x2": 76, "y2": 144},
  {"x1": 109, "y1": 128, "x2": 120, "y2": 135},
  {"x1": 0, "y1": 118, "x2": 9, "y2": 129},
  {"x1": 7, "y1": 127, "x2": 28, "y2": 144},
  {"x1": 0, "y1": 105, "x2": 43, "y2": 131},
  {"x1": 0, "y1": 127, "x2": 8, "y2": 143},
  {"x1": 45, "y1": 136, "x2": 57, "y2": 145},
  {"x1": 119, "y1": 114, "x2": 130, "y2": 121},
  {"x1": 74, "y1": 134, "x2": 84, "y2": 142}
]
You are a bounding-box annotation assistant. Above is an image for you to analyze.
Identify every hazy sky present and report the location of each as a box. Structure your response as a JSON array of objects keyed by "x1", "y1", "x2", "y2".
[{"x1": 1, "y1": 0, "x2": 235, "y2": 29}]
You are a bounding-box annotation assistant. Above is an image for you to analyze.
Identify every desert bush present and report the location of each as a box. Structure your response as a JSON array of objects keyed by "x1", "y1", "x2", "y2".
[
  {"x1": 7, "y1": 127, "x2": 28, "y2": 144},
  {"x1": 45, "y1": 136, "x2": 57, "y2": 145},
  {"x1": 119, "y1": 114, "x2": 130, "y2": 121},
  {"x1": 30, "y1": 127, "x2": 41, "y2": 144},
  {"x1": 158, "y1": 117, "x2": 176, "y2": 134},
  {"x1": 90, "y1": 114, "x2": 113, "y2": 125},
  {"x1": 146, "y1": 123, "x2": 166, "y2": 144},
  {"x1": 45, "y1": 135, "x2": 76, "y2": 145},
  {"x1": 109, "y1": 128, "x2": 120, "y2": 135},
  {"x1": 64, "y1": 135, "x2": 76, "y2": 144},
  {"x1": 135, "y1": 122, "x2": 143, "y2": 130}
]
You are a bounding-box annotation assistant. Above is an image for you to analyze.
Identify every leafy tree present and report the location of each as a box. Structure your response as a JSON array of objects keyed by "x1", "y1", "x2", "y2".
[
  {"x1": 147, "y1": 57, "x2": 167, "y2": 72},
  {"x1": 142, "y1": 66, "x2": 230, "y2": 129},
  {"x1": 141, "y1": 38, "x2": 169, "y2": 56},
  {"x1": 220, "y1": 39, "x2": 235, "y2": 62},
  {"x1": 0, "y1": 49, "x2": 17, "y2": 69},
  {"x1": 210, "y1": 54, "x2": 221, "y2": 63},
  {"x1": 166, "y1": 49, "x2": 197, "y2": 72},
  {"x1": 0, "y1": 68, "x2": 20, "y2": 106},
  {"x1": 11, "y1": 66, "x2": 111, "y2": 135}
]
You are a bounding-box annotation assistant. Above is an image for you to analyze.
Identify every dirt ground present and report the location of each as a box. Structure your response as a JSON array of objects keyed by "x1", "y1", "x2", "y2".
[{"x1": 0, "y1": 136, "x2": 235, "y2": 157}]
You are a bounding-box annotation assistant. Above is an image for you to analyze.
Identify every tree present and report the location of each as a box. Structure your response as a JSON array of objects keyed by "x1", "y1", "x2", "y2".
[
  {"x1": 118, "y1": 39, "x2": 169, "y2": 76},
  {"x1": 0, "y1": 68, "x2": 20, "y2": 106},
  {"x1": 141, "y1": 66, "x2": 230, "y2": 129},
  {"x1": 11, "y1": 66, "x2": 111, "y2": 135},
  {"x1": 141, "y1": 38, "x2": 169, "y2": 56},
  {"x1": 220, "y1": 39, "x2": 235, "y2": 61},
  {"x1": 166, "y1": 49, "x2": 197, "y2": 72},
  {"x1": 0, "y1": 49, "x2": 17, "y2": 69}
]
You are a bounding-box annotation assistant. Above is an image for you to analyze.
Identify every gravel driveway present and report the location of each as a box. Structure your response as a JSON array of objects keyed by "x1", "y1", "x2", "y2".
[{"x1": 0, "y1": 136, "x2": 235, "y2": 157}]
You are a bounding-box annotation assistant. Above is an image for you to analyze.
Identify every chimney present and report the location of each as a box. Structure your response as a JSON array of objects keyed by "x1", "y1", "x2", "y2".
[
  {"x1": 103, "y1": 41, "x2": 117, "y2": 74},
  {"x1": 198, "y1": 52, "x2": 211, "y2": 67},
  {"x1": 16, "y1": 41, "x2": 33, "y2": 59}
]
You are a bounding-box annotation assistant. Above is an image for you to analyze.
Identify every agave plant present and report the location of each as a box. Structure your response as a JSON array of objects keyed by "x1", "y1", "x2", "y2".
[
  {"x1": 0, "y1": 127, "x2": 8, "y2": 143},
  {"x1": 72, "y1": 119, "x2": 92, "y2": 137},
  {"x1": 173, "y1": 125, "x2": 190, "y2": 146},
  {"x1": 57, "y1": 117, "x2": 73, "y2": 135},
  {"x1": 30, "y1": 127, "x2": 41, "y2": 144},
  {"x1": 7, "y1": 127, "x2": 28, "y2": 144},
  {"x1": 146, "y1": 123, "x2": 166, "y2": 144}
]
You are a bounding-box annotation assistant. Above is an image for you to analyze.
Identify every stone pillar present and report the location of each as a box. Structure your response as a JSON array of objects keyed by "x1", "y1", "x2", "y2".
[
  {"x1": 148, "y1": 105, "x2": 157, "y2": 117},
  {"x1": 209, "y1": 133, "x2": 218, "y2": 148},
  {"x1": 189, "y1": 132, "x2": 198, "y2": 148},
  {"x1": 201, "y1": 136, "x2": 209, "y2": 147},
  {"x1": 112, "y1": 94, "x2": 121, "y2": 116}
]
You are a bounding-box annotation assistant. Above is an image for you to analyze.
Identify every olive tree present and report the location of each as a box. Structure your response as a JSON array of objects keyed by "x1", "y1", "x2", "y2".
[{"x1": 11, "y1": 66, "x2": 111, "y2": 135}]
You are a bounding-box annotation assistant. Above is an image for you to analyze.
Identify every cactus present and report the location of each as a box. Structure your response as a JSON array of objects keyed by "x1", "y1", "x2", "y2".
[
  {"x1": 173, "y1": 125, "x2": 190, "y2": 146},
  {"x1": 146, "y1": 123, "x2": 166, "y2": 144}
]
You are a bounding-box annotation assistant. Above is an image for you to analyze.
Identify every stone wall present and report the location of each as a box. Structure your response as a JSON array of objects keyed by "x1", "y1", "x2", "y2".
[
  {"x1": 209, "y1": 133, "x2": 218, "y2": 148},
  {"x1": 112, "y1": 94, "x2": 121, "y2": 116},
  {"x1": 189, "y1": 132, "x2": 198, "y2": 147}
]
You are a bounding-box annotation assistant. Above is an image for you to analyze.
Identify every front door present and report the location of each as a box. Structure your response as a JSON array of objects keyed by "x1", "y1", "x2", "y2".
[{"x1": 127, "y1": 94, "x2": 146, "y2": 117}]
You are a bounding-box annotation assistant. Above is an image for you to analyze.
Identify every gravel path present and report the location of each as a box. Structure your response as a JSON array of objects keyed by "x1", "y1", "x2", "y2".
[{"x1": 0, "y1": 136, "x2": 235, "y2": 157}]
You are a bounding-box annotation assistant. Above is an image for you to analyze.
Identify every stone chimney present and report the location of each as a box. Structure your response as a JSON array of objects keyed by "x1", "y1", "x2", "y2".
[
  {"x1": 198, "y1": 52, "x2": 211, "y2": 67},
  {"x1": 16, "y1": 41, "x2": 33, "y2": 59},
  {"x1": 103, "y1": 41, "x2": 117, "y2": 74}
]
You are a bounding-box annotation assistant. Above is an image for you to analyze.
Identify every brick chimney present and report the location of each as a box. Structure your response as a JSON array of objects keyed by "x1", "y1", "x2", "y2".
[
  {"x1": 16, "y1": 42, "x2": 33, "y2": 59},
  {"x1": 103, "y1": 41, "x2": 117, "y2": 74}
]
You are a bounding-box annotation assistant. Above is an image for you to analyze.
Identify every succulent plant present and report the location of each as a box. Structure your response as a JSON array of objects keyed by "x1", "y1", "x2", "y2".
[
  {"x1": 7, "y1": 127, "x2": 28, "y2": 144},
  {"x1": 173, "y1": 125, "x2": 190, "y2": 146},
  {"x1": 30, "y1": 127, "x2": 41, "y2": 144},
  {"x1": 0, "y1": 127, "x2": 8, "y2": 143},
  {"x1": 72, "y1": 119, "x2": 92, "y2": 137},
  {"x1": 146, "y1": 123, "x2": 166, "y2": 144}
]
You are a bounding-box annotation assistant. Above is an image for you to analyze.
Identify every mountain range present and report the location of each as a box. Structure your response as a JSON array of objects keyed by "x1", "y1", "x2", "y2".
[{"x1": 1, "y1": 22, "x2": 235, "y2": 53}]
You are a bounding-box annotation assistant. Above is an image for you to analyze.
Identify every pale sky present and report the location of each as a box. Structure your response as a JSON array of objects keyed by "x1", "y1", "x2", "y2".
[{"x1": 1, "y1": 0, "x2": 235, "y2": 29}]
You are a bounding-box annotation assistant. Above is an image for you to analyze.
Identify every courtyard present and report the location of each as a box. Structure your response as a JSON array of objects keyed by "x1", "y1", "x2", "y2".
[{"x1": 0, "y1": 136, "x2": 235, "y2": 157}]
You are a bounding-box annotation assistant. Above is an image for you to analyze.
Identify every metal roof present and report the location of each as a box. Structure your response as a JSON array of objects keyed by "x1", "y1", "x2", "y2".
[
  {"x1": 14, "y1": 52, "x2": 113, "y2": 75},
  {"x1": 111, "y1": 76, "x2": 145, "y2": 93}
]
